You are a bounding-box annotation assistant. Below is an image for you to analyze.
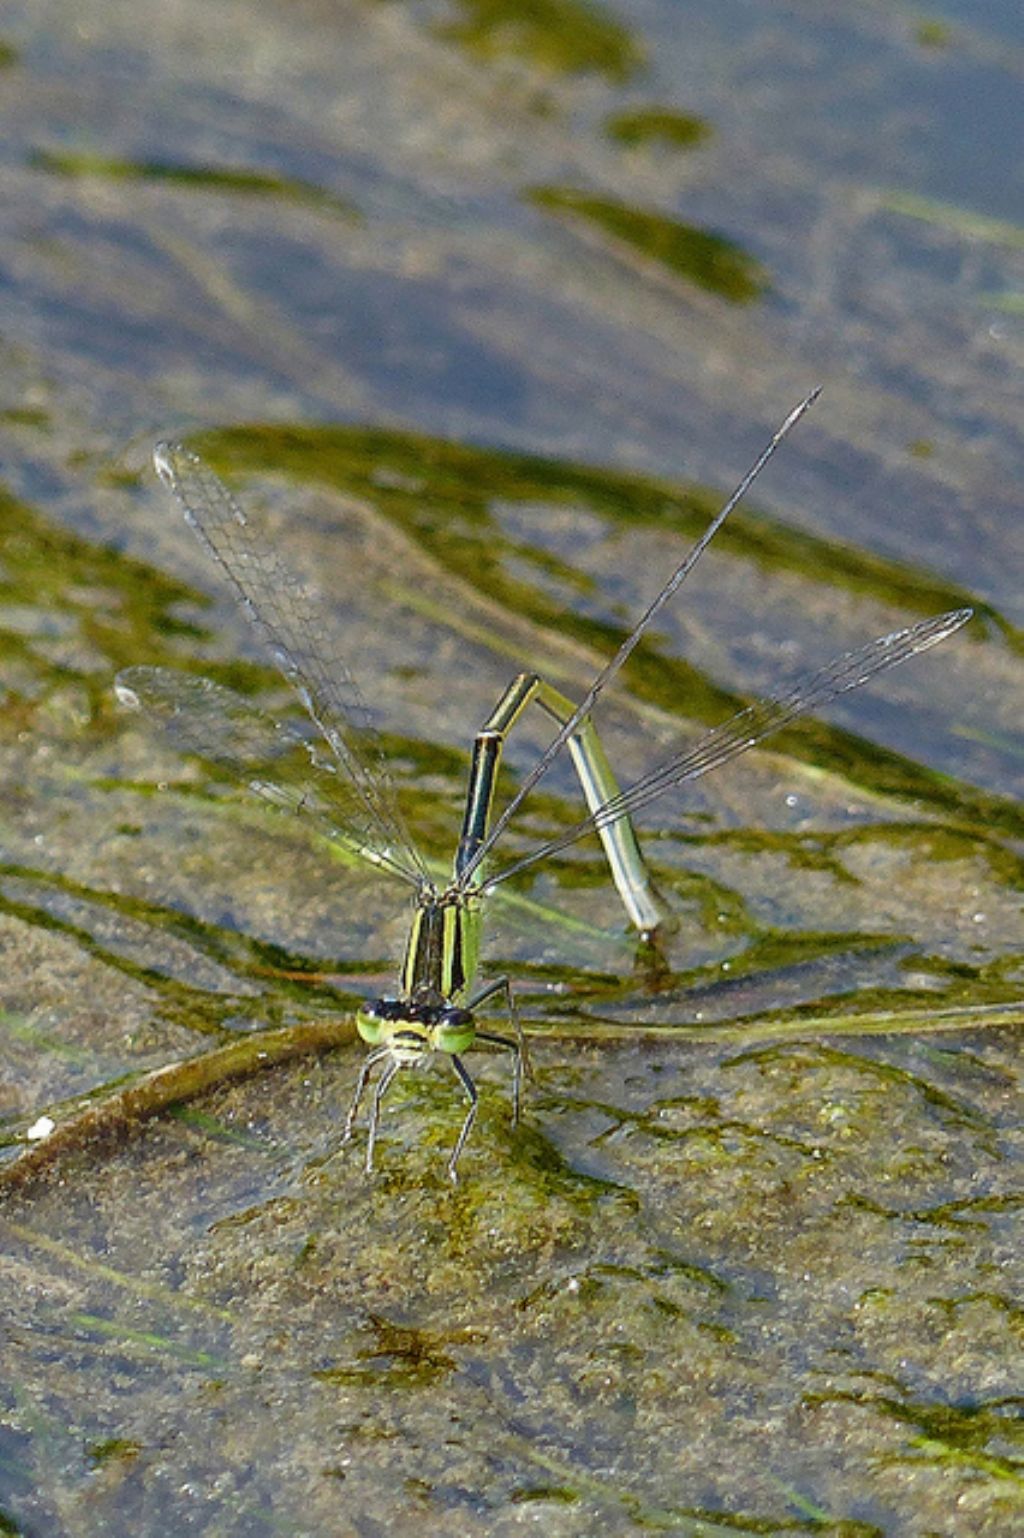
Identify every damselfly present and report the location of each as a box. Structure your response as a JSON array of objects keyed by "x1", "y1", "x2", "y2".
[{"x1": 116, "y1": 394, "x2": 971, "y2": 1179}]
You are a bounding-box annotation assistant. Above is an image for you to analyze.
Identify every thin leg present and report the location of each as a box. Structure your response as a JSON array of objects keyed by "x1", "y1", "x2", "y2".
[
  {"x1": 365, "y1": 1059, "x2": 400, "y2": 1175},
  {"x1": 447, "y1": 1054, "x2": 479, "y2": 1183},
  {"x1": 476, "y1": 1031, "x2": 523, "y2": 1126},
  {"x1": 455, "y1": 673, "x2": 663, "y2": 933},
  {"x1": 470, "y1": 972, "x2": 531, "y2": 1120},
  {"x1": 342, "y1": 1046, "x2": 391, "y2": 1144}
]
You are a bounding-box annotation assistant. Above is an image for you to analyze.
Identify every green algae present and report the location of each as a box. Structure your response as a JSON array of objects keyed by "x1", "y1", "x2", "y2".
[
  {"x1": 67, "y1": 1311, "x2": 227, "y2": 1371},
  {"x1": 87, "y1": 1437, "x2": 141, "y2": 1467},
  {"x1": 883, "y1": 189, "x2": 1024, "y2": 251},
  {"x1": 0, "y1": 481, "x2": 208, "y2": 714},
  {"x1": 979, "y1": 291, "x2": 1024, "y2": 314},
  {"x1": 0, "y1": 1215, "x2": 235, "y2": 1322},
  {"x1": 808, "y1": 1386, "x2": 1024, "y2": 1484},
  {"x1": 915, "y1": 20, "x2": 954, "y2": 50},
  {"x1": 29, "y1": 149, "x2": 360, "y2": 221},
  {"x1": 604, "y1": 106, "x2": 713, "y2": 150},
  {"x1": 431, "y1": 0, "x2": 644, "y2": 81},
  {"x1": 526, "y1": 185, "x2": 767, "y2": 302}
]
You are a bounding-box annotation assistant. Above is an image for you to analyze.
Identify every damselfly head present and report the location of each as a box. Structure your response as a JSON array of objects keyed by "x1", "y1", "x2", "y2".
[
  {"x1": 356, "y1": 1000, "x2": 429, "y2": 1056},
  {"x1": 357, "y1": 995, "x2": 477, "y2": 1055}
]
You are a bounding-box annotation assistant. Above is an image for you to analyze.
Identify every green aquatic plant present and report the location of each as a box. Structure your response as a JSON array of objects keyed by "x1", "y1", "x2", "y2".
[
  {"x1": 604, "y1": 105, "x2": 712, "y2": 150},
  {"x1": 432, "y1": 0, "x2": 644, "y2": 81},
  {"x1": 30, "y1": 148, "x2": 359, "y2": 220},
  {"x1": 526, "y1": 184, "x2": 767, "y2": 302}
]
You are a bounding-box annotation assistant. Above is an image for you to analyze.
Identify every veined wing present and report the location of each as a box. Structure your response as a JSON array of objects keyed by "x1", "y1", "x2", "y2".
[
  {"x1": 116, "y1": 666, "x2": 423, "y2": 886},
  {"x1": 481, "y1": 606, "x2": 972, "y2": 891},
  {"x1": 154, "y1": 442, "x2": 427, "y2": 883}
]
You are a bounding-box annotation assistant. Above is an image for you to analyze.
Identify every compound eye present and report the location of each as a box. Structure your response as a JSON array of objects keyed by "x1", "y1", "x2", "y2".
[
  {"x1": 434, "y1": 1005, "x2": 475, "y2": 1055},
  {"x1": 356, "y1": 997, "x2": 401, "y2": 1045}
]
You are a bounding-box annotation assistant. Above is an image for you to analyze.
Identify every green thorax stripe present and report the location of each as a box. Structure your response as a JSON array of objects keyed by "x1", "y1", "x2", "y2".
[{"x1": 400, "y1": 894, "x2": 481, "y2": 1003}]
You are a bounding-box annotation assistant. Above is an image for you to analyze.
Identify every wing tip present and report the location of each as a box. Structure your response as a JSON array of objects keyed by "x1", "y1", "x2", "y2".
[
  {"x1": 153, "y1": 438, "x2": 196, "y2": 490},
  {"x1": 113, "y1": 676, "x2": 142, "y2": 710},
  {"x1": 931, "y1": 606, "x2": 974, "y2": 645}
]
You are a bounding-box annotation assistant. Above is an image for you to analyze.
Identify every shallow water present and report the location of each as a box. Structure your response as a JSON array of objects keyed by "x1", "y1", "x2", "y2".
[{"x1": 0, "y1": 1, "x2": 1021, "y2": 1533}]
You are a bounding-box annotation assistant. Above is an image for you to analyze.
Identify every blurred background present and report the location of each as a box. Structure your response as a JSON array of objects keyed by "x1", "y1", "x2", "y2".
[{"x1": 0, "y1": 3, "x2": 1022, "y2": 1535}]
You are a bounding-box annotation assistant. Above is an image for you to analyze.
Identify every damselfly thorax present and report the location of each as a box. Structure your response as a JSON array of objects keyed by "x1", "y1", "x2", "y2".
[{"x1": 350, "y1": 881, "x2": 522, "y2": 1178}]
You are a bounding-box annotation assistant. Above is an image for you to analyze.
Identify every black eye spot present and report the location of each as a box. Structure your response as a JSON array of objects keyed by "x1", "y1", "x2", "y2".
[{"x1": 366, "y1": 997, "x2": 403, "y2": 1022}]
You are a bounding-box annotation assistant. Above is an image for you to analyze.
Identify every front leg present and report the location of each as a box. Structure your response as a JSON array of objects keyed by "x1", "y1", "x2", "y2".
[
  {"x1": 447, "y1": 1055, "x2": 479, "y2": 1182},
  {"x1": 342, "y1": 1045, "x2": 392, "y2": 1145}
]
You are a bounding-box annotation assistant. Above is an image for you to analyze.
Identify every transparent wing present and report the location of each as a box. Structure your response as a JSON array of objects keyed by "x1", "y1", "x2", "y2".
[
  {"x1": 154, "y1": 441, "x2": 428, "y2": 882},
  {"x1": 116, "y1": 666, "x2": 422, "y2": 886},
  {"x1": 482, "y1": 606, "x2": 972, "y2": 890}
]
